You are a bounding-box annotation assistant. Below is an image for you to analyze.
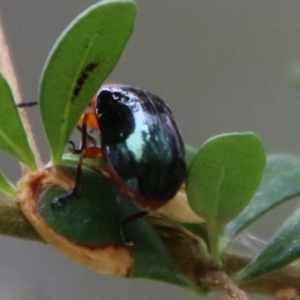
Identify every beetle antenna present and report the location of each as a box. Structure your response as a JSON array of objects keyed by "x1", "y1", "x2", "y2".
[{"x1": 17, "y1": 101, "x2": 38, "y2": 108}]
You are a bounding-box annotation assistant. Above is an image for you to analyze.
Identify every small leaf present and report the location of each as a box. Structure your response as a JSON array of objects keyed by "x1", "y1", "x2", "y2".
[
  {"x1": 186, "y1": 132, "x2": 266, "y2": 230},
  {"x1": 0, "y1": 171, "x2": 17, "y2": 200},
  {"x1": 40, "y1": 0, "x2": 137, "y2": 164},
  {"x1": 224, "y1": 155, "x2": 300, "y2": 242},
  {"x1": 235, "y1": 206, "x2": 300, "y2": 283},
  {"x1": 0, "y1": 74, "x2": 37, "y2": 170}
]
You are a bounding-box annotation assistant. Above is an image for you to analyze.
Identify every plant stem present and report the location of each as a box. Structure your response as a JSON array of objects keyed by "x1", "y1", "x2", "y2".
[{"x1": 0, "y1": 17, "x2": 43, "y2": 170}]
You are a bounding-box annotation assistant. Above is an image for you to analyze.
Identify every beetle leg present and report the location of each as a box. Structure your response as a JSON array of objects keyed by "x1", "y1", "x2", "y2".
[
  {"x1": 52, "y1": 114, "x2": 103, "y2": 208},
  {"x1": 76, "y1": 124, "x2": 97, "y2": 147},
  {"x1": 51, "y1": 149, "x2": 85, "y2": 208},
  {"x1": 52, "y1": 114, "x2": 89, "y2": 208},
  {"x1": 120, "y1": 211, "x2": 149, "y2": 245}
]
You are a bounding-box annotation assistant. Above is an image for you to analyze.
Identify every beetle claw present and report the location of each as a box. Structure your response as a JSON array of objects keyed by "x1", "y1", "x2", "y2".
[
  {"x1": 67, "y1": 141, "x2": 81, "y2": 154},
  {"x1": 120, "y1": 225, "x2": 135, "y2": 246},
  {"x1": 120, "y1": 210, "x2": 148, "y2": 246},
  {"x1": 51, "y1": 192, "x2": 74, "y2": 208}
]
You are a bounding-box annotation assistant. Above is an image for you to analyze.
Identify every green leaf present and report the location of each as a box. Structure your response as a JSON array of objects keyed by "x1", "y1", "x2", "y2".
[
  {"x1": 186, "y1": 132, "x2": 266, "y2": 230},
  {"x1": 224, "y1": 155, "x2": 300, "y2": 242},
  {"x1": 39, "y1": 165, "x2": 196, "y2": 290},
  {"x1": 0, "y1": 74, "x2": 37, "y2": 170},
  {"x1": 0, "y1": 171, "x2": 17, "y2": 200},
  {"x1": 40, "y1": 0, "x2": 137, "y2": 164},
  {"x1": 186, "y1": 133, "x2": 265, "y2": 266},
  {"x1": 234, "y1": 206, "x2": 300, "y2": 283}
]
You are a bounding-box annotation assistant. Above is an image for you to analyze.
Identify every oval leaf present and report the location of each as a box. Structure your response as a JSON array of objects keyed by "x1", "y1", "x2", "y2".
[
  {"x1": 0, "y1": 74, "x2": 37, "y2": 170},
  {"x1": 186, "y1": 132, "x2": 266, "y2": 230},
  {"x1": 224, "y1": 155, "x2": 300, "y2": 242},
  {"x1": 235, "y1": 206, "x2": 300, "y2": 283},
  {"x1": 40, "y1": 0, "x2": 137, "y2": 164}
]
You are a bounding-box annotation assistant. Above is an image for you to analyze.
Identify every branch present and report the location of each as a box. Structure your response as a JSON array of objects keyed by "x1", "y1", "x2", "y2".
[
  {"x1": 0, "y1": 197, "x2": 299, "y2": 297},
  {"x1": 0, "y1": 199, "x2": 42, "y2": 242}
]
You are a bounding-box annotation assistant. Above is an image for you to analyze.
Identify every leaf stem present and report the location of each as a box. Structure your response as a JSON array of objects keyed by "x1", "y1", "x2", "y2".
[
  {"x1": 0, "y1": 16, "x2": 43, "y2": 170},
  {"x1": 208, "y1": 225, "x2": 223, "y2": 268}
]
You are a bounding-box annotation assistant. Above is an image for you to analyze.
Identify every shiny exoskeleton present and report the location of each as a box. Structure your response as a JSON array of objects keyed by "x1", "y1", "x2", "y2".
[{"x1": 95, "y1": 85, "x2": 186, "y2": 210}]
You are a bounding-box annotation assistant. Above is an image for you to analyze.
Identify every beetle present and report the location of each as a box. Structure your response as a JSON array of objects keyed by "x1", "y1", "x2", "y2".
[{"x1": 95, "y1": 84, "x2": 187, "y2": 210}]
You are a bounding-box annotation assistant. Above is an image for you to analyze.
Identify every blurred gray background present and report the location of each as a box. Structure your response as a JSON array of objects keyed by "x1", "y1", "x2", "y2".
[{"x1": 0, "y1": 1, "x2": 300, "y2": 299}]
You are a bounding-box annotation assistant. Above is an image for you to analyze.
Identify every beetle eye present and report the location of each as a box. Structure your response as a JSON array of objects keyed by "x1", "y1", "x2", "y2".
[{"x1": 122, "y1": 96, "x2": 130, "y2": 102}]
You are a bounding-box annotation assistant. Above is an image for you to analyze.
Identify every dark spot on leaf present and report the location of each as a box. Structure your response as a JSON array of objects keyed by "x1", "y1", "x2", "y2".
[{"x1": 71, "y1": 62, "x2": 98, "y2": 102}]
